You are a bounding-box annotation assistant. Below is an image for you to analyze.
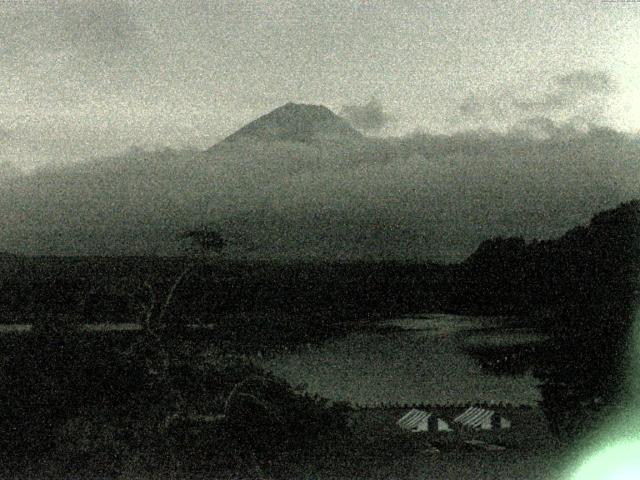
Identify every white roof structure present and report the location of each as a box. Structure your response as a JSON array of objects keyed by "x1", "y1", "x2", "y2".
[
  {"x1": 397, "y1": 409, "x2": 451, "y2": 432},
  {"x1": 453, "y1": 406, "x2": 511, "y2": 430}
]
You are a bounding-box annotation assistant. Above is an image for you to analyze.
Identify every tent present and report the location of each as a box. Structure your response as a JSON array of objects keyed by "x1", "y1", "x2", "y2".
[
  {"x1": 397, "y1": 409, "x2": 451, "y2": 432},
  {"x1": 453, "y1": 406, "x2": 511, "y2": 430}
]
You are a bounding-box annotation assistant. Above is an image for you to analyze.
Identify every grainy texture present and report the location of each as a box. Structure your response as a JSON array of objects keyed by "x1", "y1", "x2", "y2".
[{"x1": 1, "y1": 2, "x2": 639, "y2": 478}]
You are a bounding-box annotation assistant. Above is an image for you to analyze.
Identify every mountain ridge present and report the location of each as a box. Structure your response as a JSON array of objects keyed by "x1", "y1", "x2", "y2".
[{"x1": 216, "y1": 102, "x2": 363, "y2": 146}]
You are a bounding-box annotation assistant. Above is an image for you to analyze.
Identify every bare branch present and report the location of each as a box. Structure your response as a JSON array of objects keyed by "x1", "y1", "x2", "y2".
[
  {"x1": 141, "y1": 280, "x2": 157, "y2": 327},
  {"x1": 155, "y1": 263, "x2": 193, "y2": 327},
  {"x1": 223, "y1": 375, "x2": 279, "y2": 417}
]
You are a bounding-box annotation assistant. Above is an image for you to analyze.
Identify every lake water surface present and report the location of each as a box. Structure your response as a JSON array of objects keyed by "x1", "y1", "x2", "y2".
[
  {"x1": 0, "y1": 314, "x2": 544, "y2": 406},
  {"x1": 259, "y1": 314, "x2": 544, "y2": 406}
]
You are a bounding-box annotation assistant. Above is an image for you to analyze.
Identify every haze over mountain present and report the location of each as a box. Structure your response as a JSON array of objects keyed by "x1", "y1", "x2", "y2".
[{"x1": 1, "y1": 103, "x2": 639, "y2": 262}]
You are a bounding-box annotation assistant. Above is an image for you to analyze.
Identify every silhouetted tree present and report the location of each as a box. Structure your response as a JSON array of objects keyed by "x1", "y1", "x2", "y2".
[
  {"x1": 181, "y1": 225, "x2": 226, "y2": 258},
  {"x1": 110, "y1": 225, "x2": 229, "y2": 430}
]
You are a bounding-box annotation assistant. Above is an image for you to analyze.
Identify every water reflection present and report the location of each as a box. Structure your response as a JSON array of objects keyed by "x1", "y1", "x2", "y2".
[{"x1": 260, "y1": 314, "x2": 544, "y2": 407}]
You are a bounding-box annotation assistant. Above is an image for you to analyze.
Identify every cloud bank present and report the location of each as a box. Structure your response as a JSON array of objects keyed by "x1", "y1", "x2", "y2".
[
  {"x1": 0, "y1": 67, "x2": 635, "y2": 262},
  {"x1": 1, "y1": 115, "x2": 637, "y2": 262},
  {"x1": 457, "y1": 69, "x2": 617, "y2": 131}
]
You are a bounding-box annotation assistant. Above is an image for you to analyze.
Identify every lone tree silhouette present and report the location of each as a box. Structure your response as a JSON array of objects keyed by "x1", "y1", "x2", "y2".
[
  {"x1": 122, "y1": 225, "x2": 227, "y2": 425},
  {"x1": 180, "y1": 225, "x2": 226, "y2": 258},
  {"x1": 143, "y1": 224, "x2": 225, "y2": 330}
]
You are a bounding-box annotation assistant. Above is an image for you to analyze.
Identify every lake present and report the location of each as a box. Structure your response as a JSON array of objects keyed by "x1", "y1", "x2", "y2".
[
  {"x1": 258, "y1": 314, "x2": 544, "y2": 407},
  {"x1": 0, "y1": 314, "x2": 545, "y2": 406}
]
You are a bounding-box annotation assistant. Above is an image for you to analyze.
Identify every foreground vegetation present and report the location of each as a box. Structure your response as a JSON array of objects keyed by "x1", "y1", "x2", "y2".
[
  {"x1": 0, "y1": 327, "x2": 353, "y2": 478},
  {"x1": 1, "y1": 200, "x2": 638, "y2": 478},
  {"x1": 0, "y1": 326, "x2": 565, "y2": 480}
]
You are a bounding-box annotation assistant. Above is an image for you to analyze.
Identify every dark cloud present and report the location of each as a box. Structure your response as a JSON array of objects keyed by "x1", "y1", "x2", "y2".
[
  {"x1": 507, "y1": 116, "x2": 601, "y2": 140},
  {"x1": 508, "y1": 116, "x2": 564, "y2": 139},
  {"x1": 458, "y1": 96, "x2": 485, "y2": 117},
  {"x1": 512, "y1": 71, "x2": 614, "y2": 113},
  {"x1": 0, "y1": 1, "x2": 146, "y2": 65},
  {"x1": 457, "y1": 69, "x2": 616, "y2": 125},
  {"x1": 341, "y1": 98, "x2": 394, "y2": 132},
  {"x1": 511, "y1": 91, "x2": 572, "y2": 113},
  {"x1": 456, "y1": 93, "x2": 514, "y2": 121}
]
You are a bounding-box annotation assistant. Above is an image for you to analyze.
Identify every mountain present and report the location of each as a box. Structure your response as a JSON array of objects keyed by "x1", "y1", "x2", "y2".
[
  {"x1": 218, "y1": 102, "x2": 363, "y2": 145},
  {"x1": 0, "y1": 105, "x2": 638, "y2": 260}
]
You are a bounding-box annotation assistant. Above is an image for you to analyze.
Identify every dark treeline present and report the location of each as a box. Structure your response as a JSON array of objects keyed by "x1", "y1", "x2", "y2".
[
  {"x1": 452, "y1": 200, "x2": 640, "y2": 439},
  {"x1": 0, "y1": 258, "x2": 454, "y2": 343},
  {"x1": 451, "y1": 200, "x2": 639, "y2": 319},
  {"x1": 2, "y1": 194, "x2": 637, "y2": 327}
]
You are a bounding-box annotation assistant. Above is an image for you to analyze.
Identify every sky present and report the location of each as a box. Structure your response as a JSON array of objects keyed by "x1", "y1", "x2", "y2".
[{"x1": 1, "y1": 0, "x2": 640, "y2": 172}]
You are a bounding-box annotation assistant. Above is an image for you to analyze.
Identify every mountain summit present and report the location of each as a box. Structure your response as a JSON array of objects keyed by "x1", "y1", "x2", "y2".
[{"x1": 220, "y1": 102, "x2": 363, "y2": 144}]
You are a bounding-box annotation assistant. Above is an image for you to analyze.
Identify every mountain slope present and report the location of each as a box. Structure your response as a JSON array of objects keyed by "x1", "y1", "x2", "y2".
[{"x1": 218, "y1": 102, "x2": 363, "y2": 145}]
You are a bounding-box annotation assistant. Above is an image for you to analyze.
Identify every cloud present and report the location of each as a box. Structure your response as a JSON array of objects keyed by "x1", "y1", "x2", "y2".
[
  {"x1": 0, "y1": 128, "x2": 22, "y2": 177},
  {"x1": 506, "y1": 116, "x2": 606, "y2": 140},
  {"x1": 511, "y1": 91, "x2": 572, "y2": 112},
  {"x1": 1, "y1": 1, "x2": 145, "y2": 60},
  {"x1": 341, "y1": 98, "x2": 394, "y2": 132},
  {"x1": 0, "y1": 0, "x2": 150, "y2": 84},
  {"x1": 554, "y1": 70, "x2": 613, "y2": 95},
  {"x1": 0, "y1": 122, "x2": 638, "y2": 261},
  {"x1": 458, "y1": 96, "x2": 486, "y2": 117},
  {"x1": 456, "y1": 69, "x2": 616, "y2": 127},
  {"x1": 513, "y1": 70, "x2": 614, "y2": 114},
  {"x1": 456, "y1": 92, "x2": 518, "y2": 124}
]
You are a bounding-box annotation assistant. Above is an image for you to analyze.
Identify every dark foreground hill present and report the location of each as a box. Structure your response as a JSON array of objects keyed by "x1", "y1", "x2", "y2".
[{"x1": 452, "y1": 198, "x2": 640, "y2": 316}]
